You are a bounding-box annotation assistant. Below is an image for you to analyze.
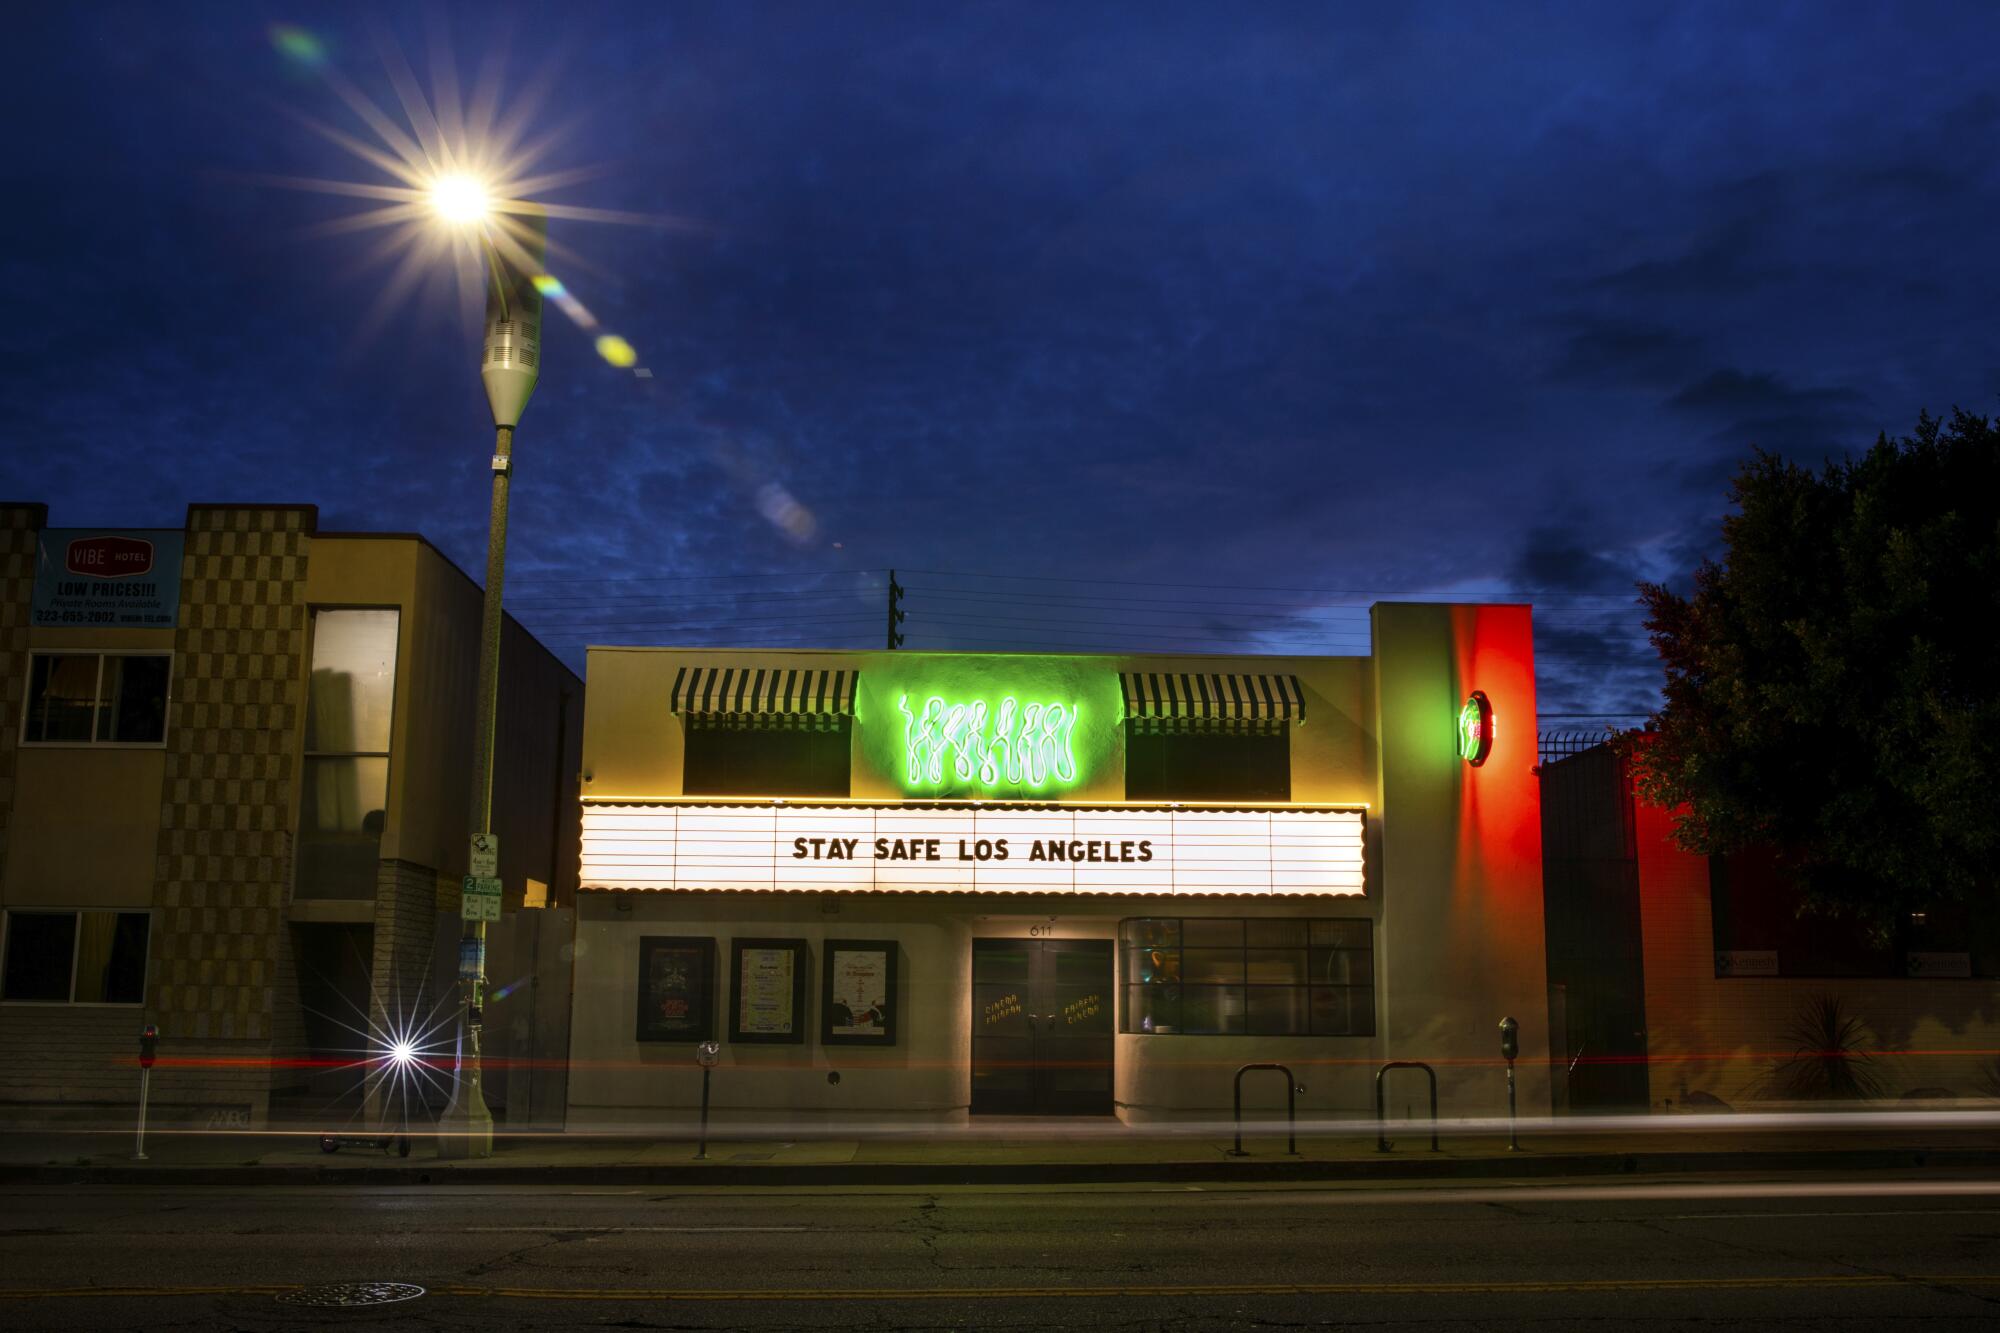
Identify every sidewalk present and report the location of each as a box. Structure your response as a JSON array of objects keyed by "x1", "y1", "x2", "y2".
[{"x1": 5, "y1": 1115, "x2": 1997, "y2": 1187}]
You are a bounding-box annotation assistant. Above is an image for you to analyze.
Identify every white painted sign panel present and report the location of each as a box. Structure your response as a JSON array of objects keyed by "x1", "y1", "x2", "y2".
[
  {"x1": 581, "y1": 802, "x2": 1365, "y2": 896},
  {"x1": 469, "y1": 833, "x2": 499, "y2": 879}
]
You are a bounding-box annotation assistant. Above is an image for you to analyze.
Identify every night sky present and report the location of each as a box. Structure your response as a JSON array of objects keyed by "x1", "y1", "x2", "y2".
[{"x1": 6, "y1": 4, "x2": 1997, "y2": 724}]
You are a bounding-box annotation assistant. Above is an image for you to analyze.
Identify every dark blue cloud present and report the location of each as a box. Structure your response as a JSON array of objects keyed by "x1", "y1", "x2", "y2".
[{"x1": 4, "y1": 1, "x2": 1998, "y2": 721}]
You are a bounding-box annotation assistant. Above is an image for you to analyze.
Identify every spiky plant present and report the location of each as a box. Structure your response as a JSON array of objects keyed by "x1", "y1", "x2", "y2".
[{"x1": 1757, "y1": 995, "x2": 1883, "y2": 1101}]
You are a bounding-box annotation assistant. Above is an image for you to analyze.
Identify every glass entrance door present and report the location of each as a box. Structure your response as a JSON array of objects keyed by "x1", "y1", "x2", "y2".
[{"x1": 970, "y1": 938, "x2": 1114, "y2": 1115}]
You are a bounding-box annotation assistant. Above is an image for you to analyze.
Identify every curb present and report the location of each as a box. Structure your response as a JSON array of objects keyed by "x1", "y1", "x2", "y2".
[{"x1": 6, "y1": 1146, "x2": 1998, "y2": 1189}]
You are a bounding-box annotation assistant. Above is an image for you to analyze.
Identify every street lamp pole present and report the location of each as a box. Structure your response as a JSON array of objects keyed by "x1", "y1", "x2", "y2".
[{"x1": 437, "y1": 210, "x2": 545, "y2": 1160}]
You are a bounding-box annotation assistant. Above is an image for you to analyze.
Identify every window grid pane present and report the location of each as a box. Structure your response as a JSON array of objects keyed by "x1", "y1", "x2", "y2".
[
  {"x1": 27, "y1": 655, "x2": 99, "y2": 742},
  {"x1": 306, "y1": 609, "x2": 400, "y2": 753},
  {"x1": 1121, "y1": 917, "x2": 1372, "y2": 1037},
  {"x1": 3, "y1": 912, "x2": 79, "y2": 1001},
  {"x1": 100, "y1": 656, "x2": 170, "y2": 743}
]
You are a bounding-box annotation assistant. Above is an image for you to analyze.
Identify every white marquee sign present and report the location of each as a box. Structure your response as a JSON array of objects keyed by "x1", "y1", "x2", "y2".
[{"x1": 582, "y1": 802, "x2": 1365, "y2": 896}]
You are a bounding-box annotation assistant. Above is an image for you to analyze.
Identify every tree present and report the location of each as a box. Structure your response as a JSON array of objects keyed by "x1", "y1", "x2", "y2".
[{"x1": 1628, "y1": 409, "x2": 2000, "y2": 937}]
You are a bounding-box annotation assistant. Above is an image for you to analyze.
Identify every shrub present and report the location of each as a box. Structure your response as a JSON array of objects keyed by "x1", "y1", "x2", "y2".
[{"x1": 1756, "y1": 996, "x2": 1883, "y2": 1101}]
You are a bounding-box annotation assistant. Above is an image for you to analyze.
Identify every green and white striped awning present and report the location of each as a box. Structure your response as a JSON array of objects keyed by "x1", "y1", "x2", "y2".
[
  {"x1": 1120, "y1": 672, "x2": 1306, "y2": 724},
  {"x1": 670, "y1": 666, "x2": 857, "y2": 719}
]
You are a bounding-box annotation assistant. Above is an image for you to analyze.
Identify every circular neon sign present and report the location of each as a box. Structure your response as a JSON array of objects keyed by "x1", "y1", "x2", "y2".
[{"x1": 1457, "y1": 691, "x2": 1493, "y2": 767}]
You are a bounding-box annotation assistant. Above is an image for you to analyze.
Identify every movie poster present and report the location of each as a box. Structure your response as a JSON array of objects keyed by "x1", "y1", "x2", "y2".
[
  {"x1": 636, "y1": 937, "x2": 714, "y2": 1042},
  {"x1": 823, "y1": 939, "x2": 897, "y2": 1046},
  {"x1": 729, "y1": 938, "x2": 808, "y2": 1044}
]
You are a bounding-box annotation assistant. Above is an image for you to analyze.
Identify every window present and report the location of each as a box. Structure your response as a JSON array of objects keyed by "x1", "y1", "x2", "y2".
[
  {"x1": 1125, "y1": 724, "x2": 1289, "y2": 801},
  {"x1": 22, "y1": 653, "x2": 171, "y2": 744},
  {"x1": 1711, "y1": 847, "x2": 1998, "y2": 978},
  {"x1": 298, "y1": 609, "x2": 399, "y2": 899},
  {"x1": 1, "y1": 910, "x2": 150, "y2": 1004},
  {"x1": 1120, "y1": 917, "x2": 1373, "y2": 1036},
  {"x1": 683, "y1": 717, "x2": 851, "y2": 797}
]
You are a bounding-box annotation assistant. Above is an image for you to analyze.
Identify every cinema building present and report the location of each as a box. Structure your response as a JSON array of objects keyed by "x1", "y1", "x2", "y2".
[{"x1": 569, "y1": 603, "x2": 1550, "y2": 1126}]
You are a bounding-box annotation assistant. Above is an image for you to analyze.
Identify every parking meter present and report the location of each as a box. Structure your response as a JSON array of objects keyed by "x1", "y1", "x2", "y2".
[
  {"x1": 133, "y1": 1024, "x2": 159, "y2": 1161},
  {"x1": 694, "y1": 1041, "x2": 721, "y2": 1160},
  {"x1": 1498, "y1": 1016, "x2": 1520, "y2": 1150}
]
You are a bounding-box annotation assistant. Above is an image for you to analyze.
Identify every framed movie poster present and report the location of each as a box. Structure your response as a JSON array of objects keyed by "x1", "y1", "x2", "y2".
[
  {"x1": 636, "y1": 936, "x2": 715, "y2": 1042},
  {"x1": 728, "y1": 937, "x2": 809, "y2": 1044},
  {"x1": 822, "y1": 939, "x2": 898, "y2": 1046}
]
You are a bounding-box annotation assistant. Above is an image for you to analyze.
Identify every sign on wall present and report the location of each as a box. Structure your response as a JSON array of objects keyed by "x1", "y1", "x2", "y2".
[
  {"x1": 898, "y1": 693, "x2": 1080, "y2": 792},
  {"x1": 824, "y1": 939, "x2": 897, "y2": 1045},
  {"x1": 636, "y1": 936, "x2": 716, "y2": 1042},
  {"x1": 32, "y1": 529, "x2": 184, "y2": 628},
  {"x1": 582, "y1": 802, "x2": 1366, "y2": 896},
  {"x1": 729, "y1": 937, "x2": 808, "y2": 1044}
]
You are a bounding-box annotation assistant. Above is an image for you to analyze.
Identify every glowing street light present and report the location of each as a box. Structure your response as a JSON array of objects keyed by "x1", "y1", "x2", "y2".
[
  {"x1": 428, "y1": 173, "x2": 490, "y2": 225},
  {"x1": 267, "y1": 30, "x2": 682, "y2": 1156}
]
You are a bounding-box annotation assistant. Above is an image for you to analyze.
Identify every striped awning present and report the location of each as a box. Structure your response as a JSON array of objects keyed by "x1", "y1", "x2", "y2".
[
  {"x1": 1120, "y1": 672, "x2": 1306, "y2": 724},
  {"x1": 671, "y1": 666, "x2": 857, "y2": 719}
]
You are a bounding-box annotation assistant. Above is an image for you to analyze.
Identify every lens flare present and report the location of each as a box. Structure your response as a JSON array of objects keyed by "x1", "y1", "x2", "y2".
[{"x1": 594, "y1": 334, "x2": 638, "y2": 368}]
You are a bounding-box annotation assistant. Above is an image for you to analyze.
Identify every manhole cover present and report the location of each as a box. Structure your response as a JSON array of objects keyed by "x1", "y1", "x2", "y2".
[{"x1": 277, "y1": 1282, "x2": 426, "y2": 1308}]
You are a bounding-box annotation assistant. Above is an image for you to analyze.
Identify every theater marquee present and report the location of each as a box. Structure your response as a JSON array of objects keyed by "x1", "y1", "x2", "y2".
[{"x1": 582, "y1": 802, "x2": 1366, "y2": 896}]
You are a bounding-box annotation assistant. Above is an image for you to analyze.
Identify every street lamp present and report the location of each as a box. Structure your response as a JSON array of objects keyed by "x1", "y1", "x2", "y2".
[{"x1": 432, "y1": 179, "x2": 545, "y2": 1160}]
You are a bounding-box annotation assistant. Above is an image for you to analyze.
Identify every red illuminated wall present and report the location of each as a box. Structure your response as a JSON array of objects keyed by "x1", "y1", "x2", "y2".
[{"x1": 1371, "y1": 602, "x2": 1550, "y2": 1114}]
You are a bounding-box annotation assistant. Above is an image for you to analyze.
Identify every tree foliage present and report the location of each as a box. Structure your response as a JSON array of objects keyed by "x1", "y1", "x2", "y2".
[{"x1": 1629, "y1": 409, "x2": 2000, "y2": 935}]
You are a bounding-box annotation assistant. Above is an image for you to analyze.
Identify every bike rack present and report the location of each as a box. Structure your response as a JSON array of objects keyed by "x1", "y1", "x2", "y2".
[
  {"x1": 1375, "y1": 1061, "x2": 1440, "y2": 1153},
  {"x1": 1226, "y1": 1063, "x2": 1302, "y2": 1157}
]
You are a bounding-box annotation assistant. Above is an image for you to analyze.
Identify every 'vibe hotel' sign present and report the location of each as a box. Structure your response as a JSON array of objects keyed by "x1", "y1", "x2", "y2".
[{"x1": 582, "y1": 802, "x2": 1366, "y2": 897}]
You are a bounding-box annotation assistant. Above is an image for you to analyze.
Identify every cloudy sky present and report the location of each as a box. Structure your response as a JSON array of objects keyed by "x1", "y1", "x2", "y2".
[{"x1": 5, "y1": 3, "x2": 1996, "y2": 722}]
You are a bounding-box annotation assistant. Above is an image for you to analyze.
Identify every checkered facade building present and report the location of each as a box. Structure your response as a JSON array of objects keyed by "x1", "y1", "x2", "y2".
[{"x1": 150, "y1": 506, "x2": 312, "y2": 1047}]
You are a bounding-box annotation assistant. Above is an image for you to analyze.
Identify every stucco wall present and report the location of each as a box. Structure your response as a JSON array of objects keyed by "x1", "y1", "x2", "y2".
[
  {"x1": 1635, "y1": 800, "x2": 2000, "y2": 1106},
  {"x1": 581, "y1": 647, "x2": 1373, "y2": 807},
  {"x1": 1370, "y1": 603, "x2": 1552, "y2": 1116}
]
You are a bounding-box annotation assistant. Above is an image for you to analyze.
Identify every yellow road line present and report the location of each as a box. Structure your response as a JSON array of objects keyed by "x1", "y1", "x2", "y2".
[{"x1": 3, "y1": 1274, "x2": 1998, "y2": 1301}]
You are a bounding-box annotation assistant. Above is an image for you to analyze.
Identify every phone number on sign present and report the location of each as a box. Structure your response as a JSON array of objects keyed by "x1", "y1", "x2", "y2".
[{"x1": 33, "y1": 609, "x2": 171, "y2": 625}]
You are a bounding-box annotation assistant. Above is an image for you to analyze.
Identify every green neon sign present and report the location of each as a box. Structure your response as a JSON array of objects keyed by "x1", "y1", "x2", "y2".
[
  {"x1": 897, "y1": 693, "x2": 1080, "y2": 790},
  {"x1": 1457, "y1": 690, "x2": 1493, "y2": 767}
]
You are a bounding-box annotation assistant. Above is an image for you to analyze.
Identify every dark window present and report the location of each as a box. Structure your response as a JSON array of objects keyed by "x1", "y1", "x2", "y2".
[
  {"x1": 23, "y1": 654, "x2": 171, "y2": 744},
  {"x1": 1711, "y1": 848, "x2": 1997, "y2": 978},
  {"x1": 1, "y1": 913, "x2": 76, "y2": 1001},
  {"x1": 1120, "y1": 917, "x2": 1373, "y2": 1035},
  {"x1": 684, "y1": 718, "x2": 851, "y2": 797},
  {"x1": 2, "y1": 911, "x2": 150, "y2": 1003},
  {"x1": 1124, "y1": 724, "x2": 1289, "y2": 801}
]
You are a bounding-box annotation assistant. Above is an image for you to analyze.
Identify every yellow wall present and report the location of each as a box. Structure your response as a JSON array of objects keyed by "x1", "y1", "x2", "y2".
[
  {"x1": 303, "y1": 537, "x2": 580, "y2": 898},
  {"x1": 4, "y1": 627, "x2": 176, "y2": 908},
  {"x1": 582, "y1": 646, "x2": 1373, "y2": 806}
]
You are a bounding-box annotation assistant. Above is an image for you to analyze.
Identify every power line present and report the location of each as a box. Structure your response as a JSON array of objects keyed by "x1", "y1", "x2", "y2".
[{"x1": 901, "y1": 567, "x2": 1650, "y2": 601}]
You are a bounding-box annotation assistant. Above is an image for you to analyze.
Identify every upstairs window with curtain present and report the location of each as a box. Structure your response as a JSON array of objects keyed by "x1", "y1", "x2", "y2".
[
  {"x1": 22, "y1": 653, "x2": 171, "y2": 745},
  {"x1": 298, "y1": 609, "x2": 399, "y2": 899}
]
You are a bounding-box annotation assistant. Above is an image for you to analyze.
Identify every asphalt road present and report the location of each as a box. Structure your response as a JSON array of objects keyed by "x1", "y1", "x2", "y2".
[{"x1": 2, "y1": 1174, "x2": 1997, "y2": 1330}]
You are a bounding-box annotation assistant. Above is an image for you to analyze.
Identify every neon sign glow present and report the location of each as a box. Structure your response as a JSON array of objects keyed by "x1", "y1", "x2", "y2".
[
  {"x1": 897, "y1": 694, "x2": 1080, "y2": 791},
  {"x1": 1457, "y1": 691, "x2": 1493, "y2": 767}
]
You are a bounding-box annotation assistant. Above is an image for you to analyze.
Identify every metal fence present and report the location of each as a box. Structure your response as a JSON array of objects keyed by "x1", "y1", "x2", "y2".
[{"x1": 1537, "y1": 729, "x2": 1615, "y2": 766}]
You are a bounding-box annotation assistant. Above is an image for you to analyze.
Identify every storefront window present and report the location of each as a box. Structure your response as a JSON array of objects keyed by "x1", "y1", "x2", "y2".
[{"x1": 1120, "y1": 916, "x2": 1373, "y2": 1035}]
